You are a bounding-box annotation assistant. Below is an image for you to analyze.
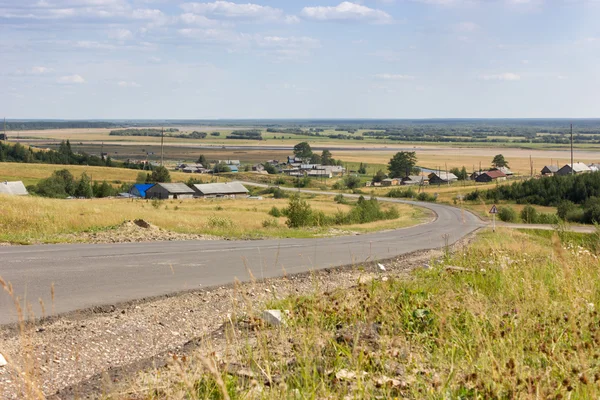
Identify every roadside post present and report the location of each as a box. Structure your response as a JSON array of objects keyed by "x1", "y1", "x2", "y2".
[{"x1": 489, "y1": 204, "x2": 498, "y2": 232}]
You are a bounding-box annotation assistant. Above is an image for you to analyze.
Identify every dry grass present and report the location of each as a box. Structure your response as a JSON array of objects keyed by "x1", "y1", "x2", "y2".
[
  {"x1": 0, "y1": 162, "x2": 204, "y2": 186},
  {"x1": 117, "y1": 228, "x2": 600, "y2": 399},
  {"x1": 0, "y1": 194, "x2": 426, "y2": 244}
]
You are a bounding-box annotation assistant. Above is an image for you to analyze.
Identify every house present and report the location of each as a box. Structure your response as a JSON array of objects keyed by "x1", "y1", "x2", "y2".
[
  {"x1": 381, "y1": 178, "x2": 400, "y2": 187},
  {"x1": 428, "y1": 172, "x2": 458, "y2": 185},
  {"x1": 541, "y1": 165, "x2": 559, "y2": 176},
  {"x1": 475, "y1": 170, "x2": 507, "y2": 183},
  {"x1": 401, "y1": 175, "x2": 429, "y2": 186},
  {"x1": 129, "y1": 183, "x2": 155, "y2": 198},
  {"x1": 229, "y1": 165, "x2": 239, "y2": 173},
  {"x1": 192, "y1": 182, "x2": 249, "y2": 198},
  {"x1": 490, "y1": 167, "x2": 514, "y2": 176},
  {"x1": 287, "y1": 156, "x2": 303, "y2": 164},
  {"x1": 218, "y1": 160, "x2": 240, "y2": 166},
  {"x1": 470, "y1": 171, "x2": 483, "y2": 181},
  {"x1": 145, "y1": 183, "x2": 195, "y2": 199},
  {"x1": 307, "y1": 170, "x2": 333, "y2": 178},
  {"x1": 588, "y1": 163, "x2": 600, "y2": 172},
  {"x1": 556, "y1": 162, "x2": 591, "y2": 176},
  {"x1": 0, "y1": 181, "x2": 28, "y2": 196},
  {"x1": 319, "y1": 165, "x2": 345, "y2": 176},
  {"x1": 177, "y1": 163, "x2": 204, "y2": 171},
  {"x1": 252, "y1": 164, "x2": 265, "y2": 172}
]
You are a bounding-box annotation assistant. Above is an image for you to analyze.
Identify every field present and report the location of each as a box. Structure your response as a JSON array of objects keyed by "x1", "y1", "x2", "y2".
[
  {"x1": 114, "y1": 227, "x2": 600, "y2": 399},
  {"x1": 0, "y1": 194, "x2": 429, "y2": 244}
]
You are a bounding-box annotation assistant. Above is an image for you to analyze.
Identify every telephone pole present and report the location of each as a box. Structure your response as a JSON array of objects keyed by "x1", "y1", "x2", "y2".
[
  {"x1": 160, "y1": 126, "x2": 165, "y2": 166},
  {"x1": 570, "y1": 123, "x2": 574, "y2": 175}
]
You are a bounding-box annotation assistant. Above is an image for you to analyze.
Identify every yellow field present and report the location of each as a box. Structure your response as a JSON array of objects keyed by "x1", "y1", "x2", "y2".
[
  {"x1": 0, "y1": 162, "x2": 210, "y2": 186},
  {"x1": 0, "y1": 194, "x2": 428, "y2": 244}
]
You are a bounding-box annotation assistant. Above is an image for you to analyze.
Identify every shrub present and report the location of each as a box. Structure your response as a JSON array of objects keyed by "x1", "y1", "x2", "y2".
[
  {"x1": 520, "y1": 205, "x2": 539, "y2": 224},
  {"x1": 498, "y1": 206, "x2": 518, "y2": 223},
  {"x1": 584, "y1": 204, "x2": 600, "y2": 224},
  {"x1": 274, "y1": 177, "x2": 286, "y2": 185},
  {"x1": 268, "y1": 206, "x2": 282, "y2": 217},
  {"x1": 262, "y1": 219, "x2": 279, "y2": 228},
  {"x1": 285, "y1": 194, "x2": 313, "y2": 228},
  {"x1": 536, "y1": 213, "x2": 560, "y2": 224},
  {"x1": 464, "y1": 190, "x2": 481, "y2": 201},
  {"x1": 294, "y1": 176, "x2": 311, "y2": 188},
  {"x1": 334, "y1": 193, "x2": 347, "y2": 204},
  {"x1": 151, "y1": 198, "x2": 161, "y2": 209},
  {"x1": 417, "y1": 192, "x2": 436, "y2": 202},
  {"x1": 207, "y1": 216, "x2": 234, "y2": 229},
  {"x1": 387, "y1": 188, "x2": 415, "y2": 199},
  {"x1": 343, "y1": 175, "x2": 361, "y2": 189},
  {"x1": 557, "y1": 200, "x2": 577, "y2": 220}
]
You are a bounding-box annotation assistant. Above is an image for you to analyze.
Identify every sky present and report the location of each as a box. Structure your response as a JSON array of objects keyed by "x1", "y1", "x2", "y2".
[{"x1": 0, "y1": 0, "x2": 599, "y2": 119}]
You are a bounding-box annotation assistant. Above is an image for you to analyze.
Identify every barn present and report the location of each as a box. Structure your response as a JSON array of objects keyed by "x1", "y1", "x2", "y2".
[
  {"x1": 145, "y1": 183, "x2": 195, "y2": 199},
  {"x1": 192, "y1": 182, "x2": 249, "y2": 198},
  {"x1": 0, "y1": 181, "x2": 28, "y2": 196},
  {"x1": 475, "y1": 170, "x2": 507, "y2": 183}
]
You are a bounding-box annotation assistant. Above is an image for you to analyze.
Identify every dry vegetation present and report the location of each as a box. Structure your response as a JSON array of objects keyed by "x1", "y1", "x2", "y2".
[
  {"x1": 112, "y1": 228, "x2": 600, "y2": 399},
  {"x1": 0, "y1": 194, "x2": 426, "y2": 244}
]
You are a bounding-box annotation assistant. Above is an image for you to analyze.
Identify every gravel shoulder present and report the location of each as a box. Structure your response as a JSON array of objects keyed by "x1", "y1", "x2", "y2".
[{"x1": 0, "y1": 231, "x2": 478, "y2": 399}]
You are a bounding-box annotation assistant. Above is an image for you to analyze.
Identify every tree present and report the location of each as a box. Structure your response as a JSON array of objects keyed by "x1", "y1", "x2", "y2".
[
  {"x1": 388, "y1": 151, "x2": 418, "y2": 178},
  {"x1": 263, "y1": 163, "x2": 278, "y2": 174},
  {"x1": 358, "y1": 163, "x2": 367, "y2": 175},
  {"x1": 74, "y1": 173, "x2": 93, "y2": 198},
  {"x1": 310, "y1": 153, "x2": 322, "y2": 164},
  {"x1": 492, "y1": 154, "x2": 509, "y2": 168},
  {"x1": 321, "y1": 149, "x2": 333, "y2": 165},
  {"x1": 372, "y1": 170, "x2": 387, "y2": 183},
  {"x1": 147, "y1": 166, "x2": 171, "y2": 183},
  {"x1": 197, "y1": 154, "x2": 207, "y2": 165},
  {"x1": 286, "y1": 194, "x2": 313, "y2": 228},
  {"x1": 450, "y1": 166, "x2": 469, "y2": 181},
  {"x1": 136, "y1": 172, "x2": 147, "y2": 183},
  {"x1": 293, "y1": 142, "x2": 313, "y2": 160},
  {"x1": 213, "y1": 163, "x2": 231, "y2": 173},
  {"x1": 343, "y1": 175, "x2": 361, "y2": 189}
]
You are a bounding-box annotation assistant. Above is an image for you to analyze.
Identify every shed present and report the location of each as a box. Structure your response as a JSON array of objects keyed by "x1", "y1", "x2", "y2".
[
  {"x1": 381, "y1": 178, "x2": 399, "y2": 186},
  {"x1": 475, "y1": 170, "x2": 507, "y2": 183},
  {"x1": 0, "y1": 181, "x2": 28, "y2": 196},
  {"x1": 401, "y1": 175, "x2": 428, "y2": 186},
  {"x1": 541, "y1": 165, "x2": 559, "y2": 176},
  {"x1": 491, "y1": 167, "x2": 514, "y2": 176},
  {"x1": 556, "y1": 162, "x2": 591, "y2": 176},
  {"x1": 428, "y1": 172, "x2": 458, "y2": 185},
  {"x1": 145, "y1": 183, "x2": 195, "y2": 199},
  {"x1": 192, "y1": 182, "x2": 249, "y2": 198},
  {"x1": 129, "y1": 183, "x2": 155, "y2": 198}
]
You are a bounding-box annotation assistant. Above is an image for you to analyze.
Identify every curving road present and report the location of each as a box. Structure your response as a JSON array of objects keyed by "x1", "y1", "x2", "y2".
[{"x1": 0, "y1": 191, "x2": 484, "y2": 325}]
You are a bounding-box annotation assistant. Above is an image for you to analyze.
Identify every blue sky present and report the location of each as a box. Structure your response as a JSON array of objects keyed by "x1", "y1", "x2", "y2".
[{"x1": 1, "y1": 0, "x2": 599, "y2": 119}]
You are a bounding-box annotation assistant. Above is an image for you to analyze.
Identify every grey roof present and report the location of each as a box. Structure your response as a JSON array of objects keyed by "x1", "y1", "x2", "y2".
[
  {"x1": 193, "y1": 182, "x2": 249, "y2": 195},
  {"x1": 429, "y1": 172, "x2": 458, "y2": 181},
  {"x1": 151, "y1": 183, "x2": 195, "y2": 194},
  {"x1": 0, "y1": 181, "x2": 28, "y2": 196},
  {"x1": 569, "y1": 162, "x2": 591, "y2": 172},
  {"x1": 542, "y1": 165, "x2": 559, "y2": 173},
  {"x1": 404, "y1": 175, "x2": 427, "y2": 181}
]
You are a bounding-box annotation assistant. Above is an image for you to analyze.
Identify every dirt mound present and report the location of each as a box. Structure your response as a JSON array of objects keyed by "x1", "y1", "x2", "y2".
[{"x1": 61, "y1": 220, "x2": 219, "y2": 244}]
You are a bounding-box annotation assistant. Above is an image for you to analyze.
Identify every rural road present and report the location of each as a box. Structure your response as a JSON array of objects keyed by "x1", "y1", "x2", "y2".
[{"x1": 0, "y1": 191, "x2": 484, "y2": 325}]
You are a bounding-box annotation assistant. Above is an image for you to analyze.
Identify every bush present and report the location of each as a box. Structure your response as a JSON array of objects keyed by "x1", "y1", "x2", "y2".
[
  {"x1": 207, "y1": 216, "x2": 234, "y2": 229},
  {"x1": 536, "y1": 213, "x2": 560, "y2": 225},
  {"x1": 498, "y1": 206, "x2": 518, "y2": 223},
  {"x1": 262, "y1": 219, "x2": 279, "y2": 228},
  {"x1": 417, "y1": 192, "x2": 436, "y2": 202},
  {"x1": 285, "y1": 194, "x2": 313, "y2": 228},
  {"x1": 343, "y1": 175, "x2": 361, "y2": 189},
  {"x1": 387, "y1": 188, "x2": 416, "y2": 199},
  {"x1": 557, "y1": 200, "x2": 576, "y2": 220},
  {"x1": 464, "y1": 190, "x2": 481, "y2": 201},
  {"x1": 274, "y1": 177, "x2": 286, "y2": 185},
  {"x1": 294, "y1": 176, "x2": 311, "y2": 188},
  {"x1": 268, "y1": 206, "x2": 282, "y2": 217},
  {"x1": 520, "y1": 205, "x2": 539, "y2": 224},
  {"x1": 584, "y1": 204, "x2": 600, "y2": 224},
  {"x1": 334, "y1": 193, "x2": 347, "y2": 204}
]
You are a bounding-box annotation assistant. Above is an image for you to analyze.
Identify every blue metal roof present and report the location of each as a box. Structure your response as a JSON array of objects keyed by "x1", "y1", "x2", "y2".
[{"x1": 131, "y1": 183, "x2": 155, "y2": 198}]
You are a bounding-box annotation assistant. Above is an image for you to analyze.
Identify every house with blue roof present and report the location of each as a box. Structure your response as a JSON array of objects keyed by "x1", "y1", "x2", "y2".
[{"x1": 129, "y1": 183, "x2": 155, "y2": 198}]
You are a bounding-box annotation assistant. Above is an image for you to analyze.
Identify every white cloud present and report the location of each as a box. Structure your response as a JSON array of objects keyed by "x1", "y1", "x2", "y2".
[
  {"x1": 300, "y1": 2, "x2": 393, "y2": 24},
  {"x1": 179, "y1": 13, "x2": 223, "y2": 26},
  {"x1": 454, "y1": 21, "x2": 480, "y2": 32},
  {"x1": 374, "y1": 73, "x2": 414, "y2": 80},
  {"x1": 32, "y1": 66, "x2": 51, "y2": 74},
  {"x1": 109, "y1": 28, "x2": 133, "y2": 40},
  {"x1": 117, "y1": 81, "x2": 141, "y2": 87},
  {"x1": 480, "y1": 72, "x2": 521, "y2": 81},
  {"x1": 75, "y1": 40, "x2": 117, "y2": 49},
  {"x1": 57, "y1": 74, "x2": 85, "y2": 84},
  {"x1": 180, "y1": 1, "x2": 295, "y2": 22}
]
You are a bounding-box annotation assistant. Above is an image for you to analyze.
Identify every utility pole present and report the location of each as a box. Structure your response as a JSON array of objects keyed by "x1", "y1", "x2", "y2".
[
  {"x1": 570, "y1": 123, "x2": 574, "y2": 175},
  {"x1": 101, "y1": 142, "x2": 104, "y2": 160},
  {"x1": 2, "y1": 117, "x2": 6, "y2": 141},
  {"x1": 160, "y1": 126, "x2": 165, "y2": 166},
  {"x1": 530, "y1": 155, "x2": 533, "y2": 177}
]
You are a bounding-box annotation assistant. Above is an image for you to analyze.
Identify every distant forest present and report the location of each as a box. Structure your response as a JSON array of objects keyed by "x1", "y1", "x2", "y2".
[
  {"x1": 0, "y1": 140, "x2": 148, "y2": 170},
  {"x1": 3, "y1": 119, "x2": 600, "y2": 144}
]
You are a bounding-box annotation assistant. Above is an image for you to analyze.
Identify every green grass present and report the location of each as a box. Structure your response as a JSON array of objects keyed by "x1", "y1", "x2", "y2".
[{"x1": 120, "y1": 228, "x2": 600, "y2": 399}]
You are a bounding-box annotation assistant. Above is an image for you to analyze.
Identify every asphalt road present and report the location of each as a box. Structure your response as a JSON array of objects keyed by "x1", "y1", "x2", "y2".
[{"x1": 0, "y1": 194, "x2": 483, "y2": 325}]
